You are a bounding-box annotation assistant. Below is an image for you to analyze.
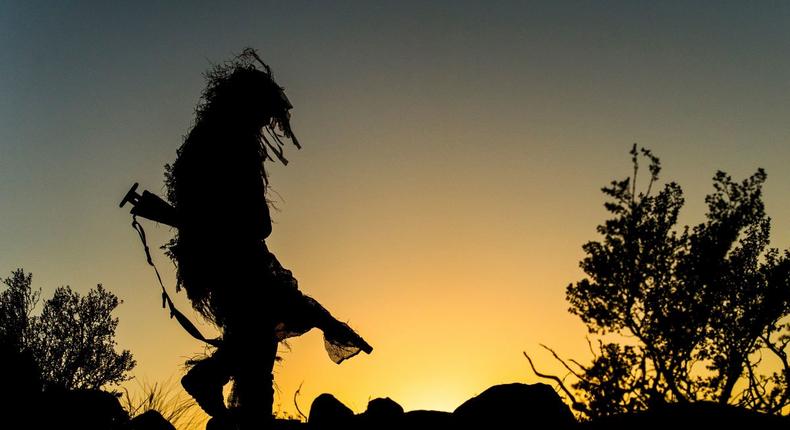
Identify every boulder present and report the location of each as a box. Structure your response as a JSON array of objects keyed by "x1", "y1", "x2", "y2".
[
  {"x1": 403, "y1": 410, "x2": 453, "y2": 430},
  {"x1": 129, "y1": 410, "x2": 176, "y2": 430},
  {"x1": 453, "y1": 383, "x2": 576, "y2": 429},
  {"x1": 308, "y1": 393, "x2": 354, "y2": 428},
  {"x1": 1, "y1": 344, "x2": 43, "y2": 423},
  {"x1": 358, "y1": 397, "x2": 404, "y2": 429},
  {"x1": 364, "y1": 397, "x2": 404, "y2": 419},
  {"x1": 40, "y1": 388, "x2": 129, "y2": 429}
]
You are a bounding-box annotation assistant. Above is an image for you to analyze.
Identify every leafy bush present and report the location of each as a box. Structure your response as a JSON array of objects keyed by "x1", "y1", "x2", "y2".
[
  {"x1": 0, "y1": 269, "x2": 135, "y2": 391},
  {"x1": 532, "y1": 146, "x2": 790, "y2": 418}
]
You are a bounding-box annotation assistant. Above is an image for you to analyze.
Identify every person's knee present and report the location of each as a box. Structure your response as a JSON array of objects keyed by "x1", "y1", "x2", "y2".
[{"x1": 183, "y1": 355, "x2": 231, "y2": 386}]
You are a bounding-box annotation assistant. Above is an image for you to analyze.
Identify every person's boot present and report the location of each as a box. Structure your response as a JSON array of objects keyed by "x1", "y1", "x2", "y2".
[{"x1": 181, "y1": 356, "x2": 231, "y2": 419}]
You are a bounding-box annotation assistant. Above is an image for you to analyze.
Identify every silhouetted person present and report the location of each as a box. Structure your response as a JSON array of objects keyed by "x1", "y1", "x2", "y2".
[{"x1": 163, "y1": 49, "x2": 372, "y2": 429}]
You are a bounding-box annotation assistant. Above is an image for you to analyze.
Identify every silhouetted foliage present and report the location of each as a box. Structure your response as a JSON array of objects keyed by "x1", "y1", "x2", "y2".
[
  {"x1": 0, "y1": 269, "x2": 43, "y2": 401},
  {"x1": 0, "y1": 269, "x2": 38, "y2": 350},
  {"x1": 562, "y1": 146, "x2": 790, "y2": 418},
  {"x1": 0, "y1": 269, "x2": 135, "y2": 391}
]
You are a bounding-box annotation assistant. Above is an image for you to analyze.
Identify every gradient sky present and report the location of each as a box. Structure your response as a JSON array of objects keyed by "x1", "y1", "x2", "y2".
[{"x1": 2, "y1": 0, "x2": 790, "y2": 421}]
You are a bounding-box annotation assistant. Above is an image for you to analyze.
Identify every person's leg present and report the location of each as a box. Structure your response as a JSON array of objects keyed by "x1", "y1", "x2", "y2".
[{"x1": 232, "y1": 334, "x2": 278, "y2": 429}]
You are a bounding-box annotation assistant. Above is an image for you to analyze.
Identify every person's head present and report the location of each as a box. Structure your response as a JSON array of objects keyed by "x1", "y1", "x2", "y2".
[{"x1": 196, "y1": 48, "x2": 300, "y2": 163}]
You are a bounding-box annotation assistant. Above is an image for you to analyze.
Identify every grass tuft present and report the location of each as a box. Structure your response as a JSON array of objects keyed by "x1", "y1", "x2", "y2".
[{"x1": 121, "y1": 377, "x2": 208, "y2": 430}]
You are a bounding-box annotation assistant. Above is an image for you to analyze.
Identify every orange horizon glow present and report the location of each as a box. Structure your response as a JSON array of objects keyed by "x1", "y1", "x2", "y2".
[{"x1": 3, "y1": 2, "x2": 790, "y2": 428}]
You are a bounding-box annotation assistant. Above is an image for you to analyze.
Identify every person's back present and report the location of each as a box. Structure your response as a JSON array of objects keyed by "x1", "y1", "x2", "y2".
[{"x1": 170, "y1": 122, "x2": 274, "y2": 328}]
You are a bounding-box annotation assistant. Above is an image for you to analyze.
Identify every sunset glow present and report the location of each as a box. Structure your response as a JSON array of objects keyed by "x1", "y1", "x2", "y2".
[{"x1": 3, "y1": 1, "x2": 790, "y2": 426}]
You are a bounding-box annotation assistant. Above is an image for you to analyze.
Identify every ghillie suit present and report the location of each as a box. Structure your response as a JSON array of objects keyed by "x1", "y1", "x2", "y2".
[{"x1": 164, "y1": 49, "x2": 372, "y2": 429}]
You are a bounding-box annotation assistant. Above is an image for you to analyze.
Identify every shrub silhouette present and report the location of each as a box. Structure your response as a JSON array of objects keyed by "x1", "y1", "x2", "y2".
[
  {"x1": 0, "y1": 269, "x2": 135, "y2": 391},
  {"x1": 535, "y1": 146, "x2": 790, "y2": 418},
  {"x1": 0, "y1": 269, "x2": 38, "y2": 350}
]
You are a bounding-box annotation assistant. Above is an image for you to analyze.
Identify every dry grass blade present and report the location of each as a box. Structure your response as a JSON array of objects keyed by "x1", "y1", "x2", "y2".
[
  {"x1": 121, "y1": 377, "x2": 208, "y2": 430},
  {"x1": 294, "y1": 381, "x2": 307, "y2": 421}
]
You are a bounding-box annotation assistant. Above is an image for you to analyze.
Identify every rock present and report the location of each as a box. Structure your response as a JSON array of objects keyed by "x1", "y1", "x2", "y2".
[
  {"x1": 129, "y1": 410, "x2": 176, "y2": 430},
  {"x1": 41, "y1": 388, "x2": 129, "y2": 429},
  {"x1": 453, "y1": 383, "x2": 576, "y2": 429},
  {"x1": 308, "y1": 393, "x2": 354, "y2": 428},
  {"x1": 358, "y1": 397, "x2": 404, "y2": 429},
  {"x1": 1, "y1": 344, "x2": 43, "y2": 422},
  {"x1": 403, "y1": 410, "x2": 453, "y2": 430},
  {"x1": 364, "y1": 397, "x2": 404, "y2": 419}
]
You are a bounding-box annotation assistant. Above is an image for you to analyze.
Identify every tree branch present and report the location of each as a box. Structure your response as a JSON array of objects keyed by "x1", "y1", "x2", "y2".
[{"x1": 523, "y1": 351, "x2": 585, "y2": 411}]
